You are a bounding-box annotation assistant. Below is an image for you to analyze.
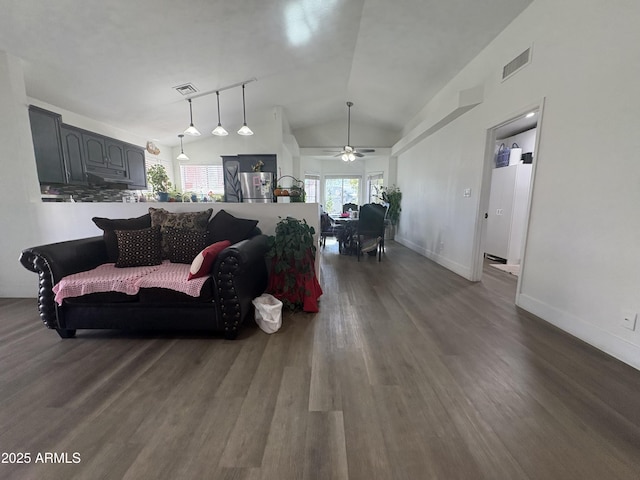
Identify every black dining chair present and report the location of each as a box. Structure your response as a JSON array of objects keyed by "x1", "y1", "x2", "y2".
[
  {"x1": 356, "y1": 203, "x2": 387, "y2": 261},
  {"x1": 342, "y1": 202, "x2": 358, "y2": 213},
  {"x1": 319, "y1": 211, "x2": 339, "y2": 248}
]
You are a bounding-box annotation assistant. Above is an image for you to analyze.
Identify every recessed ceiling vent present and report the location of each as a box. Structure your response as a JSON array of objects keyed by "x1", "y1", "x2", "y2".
[
  {"x1": 502, "y1": 47, "x2": 531, "y2": 81},
  {"x1": 174, "y1": 83, "x2": 198, "y2": 96}
]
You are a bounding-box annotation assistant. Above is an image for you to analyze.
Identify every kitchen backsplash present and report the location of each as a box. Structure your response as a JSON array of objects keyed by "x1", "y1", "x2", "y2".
[{"x1": 41, "y1": 184, "x2": 140, "y2": 202}]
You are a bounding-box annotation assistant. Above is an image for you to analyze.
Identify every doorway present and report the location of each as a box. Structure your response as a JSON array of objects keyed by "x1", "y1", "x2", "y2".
[{"x1": 471, "y1": 99, "x2": 545, "y2": 296}]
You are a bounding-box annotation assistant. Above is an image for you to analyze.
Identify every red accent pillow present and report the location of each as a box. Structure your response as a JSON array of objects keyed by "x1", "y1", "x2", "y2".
[{"x1": 188, "y1": 240, "x2": 231, "y2": 280}]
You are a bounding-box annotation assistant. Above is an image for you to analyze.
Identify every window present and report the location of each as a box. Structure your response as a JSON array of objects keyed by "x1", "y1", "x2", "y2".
[
  {"x1": 324, "y1": 176, "x2": 360, "y2": 214},
  {"x1": 180, "y1": 165, "x2": 224, "y2": 196},
  {"x1": 367, "y1": 173, "x2": 384, "y2": 203},
  {"x1": 304, "y1": 174, "x2": 320, "y2": 203}
]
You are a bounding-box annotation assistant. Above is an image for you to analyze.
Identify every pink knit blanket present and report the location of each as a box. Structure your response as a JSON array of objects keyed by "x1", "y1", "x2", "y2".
[{"x1": 52, "y1": 261, "x2": 209, "y2": 305}]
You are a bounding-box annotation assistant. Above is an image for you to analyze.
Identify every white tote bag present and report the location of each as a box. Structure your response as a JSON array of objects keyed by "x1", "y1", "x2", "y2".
[
  {"x1": 509, "y1": 142, "x2": 523, "y2": 165},
  {"x1": 252, "y1": 294, "x2": 283, "y2": 334}
]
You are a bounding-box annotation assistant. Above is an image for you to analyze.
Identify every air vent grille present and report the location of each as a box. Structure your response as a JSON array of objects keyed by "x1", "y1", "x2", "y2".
[
  {"x1": 502, "y1": 48, "x2": 531, "y2": 81},
  {"x1": 174, "y1": 83, "x2": 198, "y2": 96}
]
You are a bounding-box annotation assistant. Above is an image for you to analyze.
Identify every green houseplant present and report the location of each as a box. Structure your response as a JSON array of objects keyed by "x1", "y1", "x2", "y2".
[
  {"x1": 266, "y1": 217, "x2": 321, "y2": 311},
  {"x1": 147, "y1": 164, "x2": 172, "y2": 201},
  {"x1": 380, "y1": 185, "x2": 402, "y2": 226}
]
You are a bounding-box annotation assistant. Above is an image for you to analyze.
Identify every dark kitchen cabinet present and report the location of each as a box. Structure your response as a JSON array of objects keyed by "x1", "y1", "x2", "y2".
[
  {"x1": 28, "y1": 106, "x2": 65, "y2": 184},
  {"x1": 82, "y1": 133, "x2": 127, "y2": 182},
  {"x1": 29, "y1": 105, "x2": 146, "y2": 189},
  {"x1": 59, "y1": 125, "x2": 87, "y2": 184},
  {"x1": 125, "y1": 145, "x2": 147, "y2": 189}
]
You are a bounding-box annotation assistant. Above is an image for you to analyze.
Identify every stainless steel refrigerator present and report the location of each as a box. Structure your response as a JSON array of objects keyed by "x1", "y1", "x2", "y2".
[{"x1": 239, "y1": 172, "x2": 274, "y2": 203}]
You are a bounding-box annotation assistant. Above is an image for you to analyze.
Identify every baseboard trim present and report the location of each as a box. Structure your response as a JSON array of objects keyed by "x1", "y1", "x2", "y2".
[
  {"x1": 395, "y1": 236, "x2": 472, "y2": 280},
  {"x1": 517, "y1": 293, "x2": 640, "y2": 371}
]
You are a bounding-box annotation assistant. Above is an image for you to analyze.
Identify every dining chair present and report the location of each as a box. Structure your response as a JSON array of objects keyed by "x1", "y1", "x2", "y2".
[
  {"x1": 342, "y1": 202, "x2": 358, "y2": 213},
  {"x1": 356, "y1": 203, "x2": 387, "y2": 261},
  {"x1": 319, "y1": 211, "x2": 339, "y2": 248}
]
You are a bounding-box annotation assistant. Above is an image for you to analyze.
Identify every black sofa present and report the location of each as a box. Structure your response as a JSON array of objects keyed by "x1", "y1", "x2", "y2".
[{"x1": 19, "y1": 211, "x2": 270, "y2": 340}]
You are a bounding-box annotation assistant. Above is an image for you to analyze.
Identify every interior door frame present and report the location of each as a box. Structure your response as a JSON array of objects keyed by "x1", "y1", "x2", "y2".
[{"x1": 470, "y1": 97, "x2": 546, "y2": 298}]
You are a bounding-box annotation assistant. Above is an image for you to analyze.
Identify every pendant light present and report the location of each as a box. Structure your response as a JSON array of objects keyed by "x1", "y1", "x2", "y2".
[
  {"x1": 184, "y1": 98, "x2": 201, "y2": 136},
  {"x1": 211, "y1": 91, "x2": 228, "y2": 136},
  {"x1": 237, "y1": 84, "x2": 254, "y2": 136},
  {"x1": 176, "y1": 134, "x2": 189, "y2": 161}
]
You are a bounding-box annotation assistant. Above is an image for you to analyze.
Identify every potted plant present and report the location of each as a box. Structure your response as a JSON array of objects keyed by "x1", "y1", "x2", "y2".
[
  {"x1": 146, "y1": 164, "x2": 172, "y2": 202},
  {"x1": 377, "y1": 185, "x2": 402, "y2": 239},
  {"x1": 266, "y1": 217, "x2": 322, "y2": 312}
]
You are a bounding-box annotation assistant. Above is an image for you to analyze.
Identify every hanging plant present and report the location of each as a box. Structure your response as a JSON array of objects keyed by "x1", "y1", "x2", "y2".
[{"x1": 266, "y1": 216, "x2": 322, "y2": 311}]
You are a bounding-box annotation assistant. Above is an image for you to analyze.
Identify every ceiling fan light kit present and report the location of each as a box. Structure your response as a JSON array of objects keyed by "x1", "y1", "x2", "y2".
[{"x1": 333, "y1": 101, "x2": 373, "y2": 161}]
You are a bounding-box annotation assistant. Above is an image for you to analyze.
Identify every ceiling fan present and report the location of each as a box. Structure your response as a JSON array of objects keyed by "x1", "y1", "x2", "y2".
[{"x1": 325, "y1": 101, "x2": 375, "y2": 161}]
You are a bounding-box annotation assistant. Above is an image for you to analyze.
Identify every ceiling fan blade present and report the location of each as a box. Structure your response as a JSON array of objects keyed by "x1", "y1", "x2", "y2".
[
  {"x1": 358, "y1": 149, "x2": 376, "y2": 153},
  {"x1": 354, "y1": 152, "x2": 365, "y2": 158}
]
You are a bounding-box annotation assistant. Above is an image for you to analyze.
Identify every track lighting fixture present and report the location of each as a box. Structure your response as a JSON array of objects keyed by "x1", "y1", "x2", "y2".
[
  {"x1": 176, "y1": 134, "x2": 189, "y2": 161},
  {"x1": 237, "y1": 84, "x2": 254, "y2": 136},
  {"x1": 211, "y1": 91, "x2": 228, "y2": 136},
  {"x1": 184, "y1": 98, "x2": 201, "y2": 136}
]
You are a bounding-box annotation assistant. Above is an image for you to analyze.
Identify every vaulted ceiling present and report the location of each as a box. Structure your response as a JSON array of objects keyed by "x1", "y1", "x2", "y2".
[{"x1": 0, "y1": 0, "x2": 533, "y2": 148}]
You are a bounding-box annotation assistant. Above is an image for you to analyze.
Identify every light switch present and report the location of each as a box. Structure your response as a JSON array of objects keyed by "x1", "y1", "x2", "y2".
[{"x1": 463, "y1": 188, "x2": 471, "y2": 198}]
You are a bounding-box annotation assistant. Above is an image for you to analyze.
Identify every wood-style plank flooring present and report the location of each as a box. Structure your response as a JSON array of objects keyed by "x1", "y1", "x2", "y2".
[{"x1": 1, "y1": 239, "x2": 640, "y2": 479}]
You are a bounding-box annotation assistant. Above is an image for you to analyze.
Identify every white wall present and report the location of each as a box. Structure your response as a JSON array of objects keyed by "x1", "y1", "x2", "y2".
[
  {"x1": 294, "y1": 119, "x2": 400, "y2": 149},
  {"x1": 394, "y1": 0, "x2": 640, "y2": 370}
]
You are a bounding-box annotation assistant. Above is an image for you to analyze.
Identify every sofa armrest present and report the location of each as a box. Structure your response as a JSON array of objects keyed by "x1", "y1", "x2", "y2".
[
  {"x1": 20, "y1": 236, "x2": 108, "y2": 283},
  {"x1": 213, "y1": 234, "x2": 269, "y2": 338},
  {"x1": 19, "y1": 236, "x2": 108, "y2": 330}
]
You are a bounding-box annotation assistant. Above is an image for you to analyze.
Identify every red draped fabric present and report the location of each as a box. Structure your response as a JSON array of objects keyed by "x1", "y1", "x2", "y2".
[{"x1": 267, "y1": 249, "x2": 323, "y2": 312}]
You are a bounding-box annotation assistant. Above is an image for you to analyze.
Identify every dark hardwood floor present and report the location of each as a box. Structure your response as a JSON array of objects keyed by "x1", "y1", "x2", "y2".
[{"x1": 2, "y1": 239, "x2": 640, "y2": 479}]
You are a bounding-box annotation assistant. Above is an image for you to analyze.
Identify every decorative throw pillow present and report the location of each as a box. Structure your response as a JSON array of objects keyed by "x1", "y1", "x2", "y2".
[
  {"x1": 93, "y1": 214, "x2": 152, "y2": 262},
  {"x1": 207, "y1": 209, "x2": 258, "y2": 245},
  {"x1": 164, "y1": 227, "x2": 208, "y2": 264},
  {"x1": 148, "y1": 207, "x2": 213, "y2": 258},
  {"x1": 188, "y1": 240, "x2": 231, "y2": 280},
  {"x1": 114, "y1": 226, "x2": 162, "y2": 268}
]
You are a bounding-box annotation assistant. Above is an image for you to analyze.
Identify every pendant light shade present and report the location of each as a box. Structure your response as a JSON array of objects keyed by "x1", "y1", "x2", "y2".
[
  {"x1": 211, "y1": 91, "x2": 228, "y2": 136},
  {"x1": 237, "y1": 84, "x2": 254, "y2": 136},
  {"x1": 184, "y1": 98, "x2": 201, "y2": 136},
  {"x1": 176, "y1": 134, "x2": 189, "y2": 161}
]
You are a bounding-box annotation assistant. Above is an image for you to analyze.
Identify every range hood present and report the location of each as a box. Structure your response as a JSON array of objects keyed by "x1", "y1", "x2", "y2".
[{"x1": 86, "y1": 172, "x2": 135, "y2": 188}]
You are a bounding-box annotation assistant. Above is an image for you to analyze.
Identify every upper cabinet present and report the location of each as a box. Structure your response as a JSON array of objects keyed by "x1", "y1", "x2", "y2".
[
  {"x1": 125, "y1": 145, "x2": 147, "y2": 189},
  {"x1": 28, "y1": 106, "x2": 146, "y2": 189},
  {"x1": 82, "y1": 132, "x2": 127, "y2": 182},
  {"x1": 28, "y1": 106, "x2": 66, "y2": 184},
  {"x1": 59, "y1": 125, "x2": 87, "y2": 185}
]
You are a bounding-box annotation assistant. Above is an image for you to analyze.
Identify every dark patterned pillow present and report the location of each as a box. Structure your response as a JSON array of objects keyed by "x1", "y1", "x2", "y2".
[
  {"x1": 207, "y1": 209, "x2": 258, "y2": 245},
  {"x1": 114, "y1": 226, "x2": 162, "y2": 268},
  {"x1": 93, "y1": 214, "x2": 152, "y2": 262},
  {"x1": 164, "y1": 227, "x2": 208, "y2": 264},
  {"x1": 149, "y1": 207, "x2": 213, "y2": 258}
]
